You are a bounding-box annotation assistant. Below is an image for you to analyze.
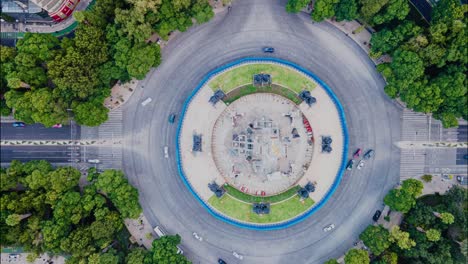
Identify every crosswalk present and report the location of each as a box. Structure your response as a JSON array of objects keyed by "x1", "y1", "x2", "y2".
[
  {"x1": 97, "y1": 109, "x2": 123, "y2": 169},
  {"x1": 400, "y1": 110, "x2": 428, "y2": 179}
]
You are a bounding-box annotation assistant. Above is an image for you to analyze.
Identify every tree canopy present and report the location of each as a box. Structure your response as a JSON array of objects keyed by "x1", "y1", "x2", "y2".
[{"x1": 344, "y1": 248, "x2": 370, "y2": 264}]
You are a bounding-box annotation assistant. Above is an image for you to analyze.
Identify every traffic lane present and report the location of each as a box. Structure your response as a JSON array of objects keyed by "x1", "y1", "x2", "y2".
[
  {"x1": 456, "y1": 148, "x2": 467, "y2": 165},
  {"x1": 0, "y1": 146, "x2": 81, "y2": 163},
  {"x1": 457, "y1": 125, "x2": 467, "y2": 142},
  {"x1": 0, "y1": 122, "x2": 80, "y2": 140}
]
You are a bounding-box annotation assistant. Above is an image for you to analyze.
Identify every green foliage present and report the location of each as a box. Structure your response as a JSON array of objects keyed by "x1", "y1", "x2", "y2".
[
  {"x1": 0, "y1": 161, "x2": 141, "y2": 263},
  {"x1": 286, "y1": 0, "x2": 309, "y2": 13},
  {"x1": 381, "y1": 251, "x2": 398, "y2": 264},
  {"x1": 384, "y1": 179, "x2": 423, "y2": 213},
  {"x1": 440, "y1": 212, "x2": 455, "y2": 225},
  {"x1": 126, "y1": 248, "x2": 148, "y2": 264},
  {"x1": 359, "y1": 0, "x2": 388, "y2": 21},
  {"x1": 149, "y1": 235, "x2": 190, "y2": 264},
  {"x1": 73, "y1": 99, "x2": 109, "y2": 127},
  {"x1": 324, "y1": 259, "x2": 339, "y2": 264},
  {"x1": 421, "y1": 174, "x2": 432, "y2": 182},
  {"x1": 389, "y1": 226, "x2": 416, "y2": 250},
  {"x1": 334, "y1": 0, "x2": 358, "y2": 21},
  {"x1": 370, "y1": 22, "x2": 421, "y2": 54},
  {"x1": 94, "y1": 170, "x2": 142, "y2": 219},
  {"x1": 359, "y1": 225, "x2": 391, "y2": 255},
  {"x1": 372, "y1": 0, "x2": 409, "y2": 25},
  {"x1": 344, "y1": 248, "x2": 370, "y2": 264},
  {"x1": 312, "y1": 0, "x2": 339, "y2": 22},
  {"x1": 426, "y1": 229, "x2": 441, "y2": 242}
]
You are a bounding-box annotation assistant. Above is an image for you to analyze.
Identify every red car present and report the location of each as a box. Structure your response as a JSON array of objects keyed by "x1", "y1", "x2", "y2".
[{"x1": 353, "y1": 148, "x2": 362, "y2": 159}]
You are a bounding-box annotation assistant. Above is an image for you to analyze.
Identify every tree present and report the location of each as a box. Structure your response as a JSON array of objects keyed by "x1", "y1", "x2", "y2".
[
  {"x1": 421, "y1": 174, "x2": 432, "y2": 182},
  {"x1": 431, "y1": 0, "x2": 466, "y2": 24},
  {"x1": 426, "y1": 229, "x2": 441, "y2": 242},
  {"x1": 439, "y1": 212, "x2": 455, "y2": 225},
  {"x1": 381, "y1": 251, "x2": 398, "y2": 264},
  {"x1": 359, "y1": 225, "x2": 391, "y2": 255},
  {"x1": 334, "y1": 0, "x2": 358, "y2": 21},
  {"x1": 384, "y1": 179, "x2": 423, "y2": 213},
  {"x1": 5, "y1": 214, "x2": 21, "y2": 226},
  {"x1": 94, "y1": 170, "x2": 142, "y2": 219},
  {"x1": 359, "y1": 0, "x2": 388, "y2": 21},
  {"x1": 149, "y1": 235, "x2": 190, "y2": 264},
  {"x1": 389, "y1": 226, "x2": 416, "y2": 250},
  {"x1": 286, "y1": 0, "x2": 309, "y2": 13},
  {"x1": 344, "y1": 248, "x2": 369, "y2": 264},
  {"x1": 312, "y1": 0, "x2": 339, "y2": 22},
  {"x1": 372, "y1": 0, "x2": 409, "y2": 25},
  {"x1": 73, "y1": 99, "x2": 109, "y2": 127},
  {"x1": 191, "y1": 0, "x2": 214, "y2": 24},
  {"x1": 126, "y1": 248, "x2": 148, "y2": 264},
  {"x1": 126, "y1": 43, "x2": 161, "y2": 80}
]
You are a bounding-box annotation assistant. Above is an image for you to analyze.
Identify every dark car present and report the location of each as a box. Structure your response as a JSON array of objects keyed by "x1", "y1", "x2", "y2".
[
  {"x1": 12, "y1": 122, "x2": 25, "y2": 127},
  {"x1": 168, "y1": 114, "x2": 176, "y2": 123},
  {"x1": 364, "y1": 149, "x2": 375, "y2": 160},
  {"x1": 346, "y1": 160, "x2": 354, "y2": 170},
  {"x1": 373, "y1": 210, "x2": 382, "y2": 222},
  {"x1": 218, "y1": 259, "x2": 227, "y2": 264},
  {"x1": 353, "y1": 148, "x2": 362, "y2": 159},
  {"x1": 262, "y1": 47, "x2": 275, "y2": 53}
]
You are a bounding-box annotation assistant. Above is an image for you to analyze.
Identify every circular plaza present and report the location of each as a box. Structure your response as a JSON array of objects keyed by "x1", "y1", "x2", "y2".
[{"x1": 176, "y1": 58, "x2": 348, "y2": 228}]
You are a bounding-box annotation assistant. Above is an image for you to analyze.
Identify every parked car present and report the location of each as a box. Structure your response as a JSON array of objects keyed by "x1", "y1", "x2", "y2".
[
  {"x1": 12, "y1": 122, "x2": 25, "y2": 127},
  {"x1": 323, "y1": 224, "x2": 335, "y2": 232},
  {"x1": 346, "y1": 160, "x2": 354, "y2": 170},
  {"x1": 168, "y1": 114, "x2": 176, "y2": 123},
  {"x1": 192, "y1": 232, "x2": 203, "y2": 241},
  {"x1": 164, "y1": 146, "x2": 169, "y2": 158},
  {"x1": 373, "y1": 210, "x2": 382, "y2": 222},
  {"x1": 363, "y1": 149, "x2": 375, "y2": 159},
  {"x1": 262, "y1": 47, "x2": 275, "y2": 53},
  {"x1": 218, "y1": 259, "x2": 227, "y2": 264},
  {"x1": 52, "y1": 124, "x2": 63, "y2": 128},
  {"x1": 357, "y1": 160, "x2": 365, "y2": 170},
  {"x1": 353, "y1": 148, "x2": 362, "y2": 159},
  {"x1": 232, "y1": 251, "x2": 243, "y2": 260},
  {"x1": 456, "y1": 175, "x2": 468, "y2": 185}
]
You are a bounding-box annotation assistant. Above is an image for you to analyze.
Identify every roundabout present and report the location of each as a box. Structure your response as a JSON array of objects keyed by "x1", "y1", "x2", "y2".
[
  {"x1": 123, "y1": 0, "x2": 401, "y2": 263},
  {"x1": 176, "y1": 59, "x2": 348, "y2": 227}
]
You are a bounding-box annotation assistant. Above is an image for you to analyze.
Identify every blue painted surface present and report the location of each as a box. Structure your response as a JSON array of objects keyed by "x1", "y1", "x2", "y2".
[{"x1": 175, "y1": 58, "x2": 349, "y2": 230}]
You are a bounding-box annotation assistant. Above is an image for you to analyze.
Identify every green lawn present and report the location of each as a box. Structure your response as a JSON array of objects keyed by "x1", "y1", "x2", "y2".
[
  {"x1": 208, "y1": 194, "x2": 315, "y2": 223},
  {"x1": 223, "y1": 84, "x2": 302, "y2": 105},
  {"x1": 223, "y1": 184, "x2": 301, "y2": 203},
  {"x1": 209, "y1": 64, "x2": 316, "y2": 93}
]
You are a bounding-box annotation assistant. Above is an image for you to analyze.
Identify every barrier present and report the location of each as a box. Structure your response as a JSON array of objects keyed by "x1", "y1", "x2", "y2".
[{"x1": 175, "y1": 57, "x2": 349, "y2": 230}]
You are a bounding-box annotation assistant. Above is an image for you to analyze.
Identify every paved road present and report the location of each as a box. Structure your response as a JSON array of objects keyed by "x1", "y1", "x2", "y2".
[
  {"x1": 0, "y1": 146, "x2": 80, "y2": 163},
  {"x1": 122, "y1": 0, "x2": 401, "y2": 263},
  {"x1": 0, "y1": 123, "x2": 79, "y2": 140}
]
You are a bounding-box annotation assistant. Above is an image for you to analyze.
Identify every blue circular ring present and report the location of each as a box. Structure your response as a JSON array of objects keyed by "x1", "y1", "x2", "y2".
[{"x1": 175, "y1": 58, "x2": 349, "y2": 230}]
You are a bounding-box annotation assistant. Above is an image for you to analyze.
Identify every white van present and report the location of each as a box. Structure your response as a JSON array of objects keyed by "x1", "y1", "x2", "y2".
[
  {"x1": 141, "y1": 97, "x2": 152, "y2": 106},
  {"x1": 153, "y1": 226, "x2": 184, "y2": 254}
]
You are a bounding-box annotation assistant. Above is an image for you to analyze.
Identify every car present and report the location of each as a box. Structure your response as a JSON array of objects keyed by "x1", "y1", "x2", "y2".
[
  {"x1": 192, "y1": 232, "x2": 203, "y2": 241},
  {"x1": 52, "y1": 124, "x2": 63, "y2": 128},
  {"x1": 323, "y1": 224, "x2": 335, "y2": 232},
  {"x1": 88, "y1": 159, "x2": 100, "y2": 164},
  {"x1": 457, "y1": 175, "x2": 468, "y2": 185},
  {"x1": 12, "y1": 122, "x2": 25, "y2": 127},
  {"x1": 232, "y1": 251, "x2": 243, "y2": 260},
  {"x1": 168, "y1": 114, "x2": 176, "y2": 123},
  {"x1": 218, "y1": 259, "x2": 227, "y2": 264},
  {"x1": 357, "y1": 160, "x2": 365, "y2": 170},
  {"x1": 164, "y1": 146, "x2": 169, "y2": 158},
  {"x1": 353, "y1": 148, "x2": 362, "y2": 159},
  {"x1": 363, "y1": 149, "x2": 375, "y2": 159},
  {"x1": 346, "y1": 160, "x2": 354, "y2": 170},
  {"x1": 373, "y1": 210, "x2": 382, "y2": 222},
  {"x1": 141, "y1": 97, "x2": 152, "y2": 106},
  {"x1": 262, "y1": 47, "x2": 275, "y2": 53}
]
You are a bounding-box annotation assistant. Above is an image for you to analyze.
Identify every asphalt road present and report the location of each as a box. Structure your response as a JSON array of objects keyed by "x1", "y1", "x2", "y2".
[
  {"x1": 0, "y1": 123, "x2": 78, "y2": 140},
  {"x1": 0, "y1": 146, "x2": 80, "y2": 163},
  {"x1": 122, "y1": 1, "x2": 402, "y2": 263}
]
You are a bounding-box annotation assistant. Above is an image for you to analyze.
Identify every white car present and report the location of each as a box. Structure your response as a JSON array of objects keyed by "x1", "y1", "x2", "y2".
[
  {"x1": 192, "y1": 232, "x2": 203, "y2": 241},
  {"x1": 233, "y1": 251, "x2": 243, "y2": 260},
  {"x1": 323, "y1": 224, "x2": 335, "y2": 232},
  {"x1": 141, "y1": 97, "x2": 152, "y2": 106},
  {"x1": 164, "y1": 146, "x2": 169, "y2": 158},
  {"x1": 357, "y1": 160, "x2": 365, "y2": 170},
  {"x1": 88, "y1": 159, "x2": 100, "y2": 164}
]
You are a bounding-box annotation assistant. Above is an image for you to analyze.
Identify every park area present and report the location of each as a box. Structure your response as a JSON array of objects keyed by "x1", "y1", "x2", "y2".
[
  {"x1": 208, "y1": 63, "x2": 317, "y2": 93},
  {"x1": 208, "y1": 194, "x2": 315, "y2": 224}
]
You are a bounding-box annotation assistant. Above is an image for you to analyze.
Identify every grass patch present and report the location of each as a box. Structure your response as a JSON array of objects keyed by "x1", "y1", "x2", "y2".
[
  {"x1": 209, "y1": 63, "x2": 316, "y2": 93},
  {"x1": 223, "y1": 84, "x2": 302, "y2": 105},
  {"x1": 224, "y1": 184, "x2": 301, "y2": 203},
  {"x1": 208, "y1": 194, "x2": 315, "y2": 224}
]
